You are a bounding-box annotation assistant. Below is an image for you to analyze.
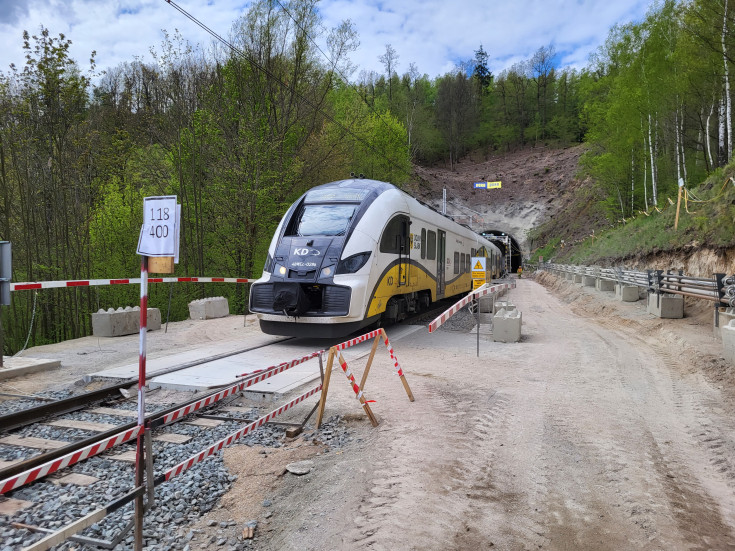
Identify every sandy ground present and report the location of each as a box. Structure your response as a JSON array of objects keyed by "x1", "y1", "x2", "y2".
[{"x1": 5, "y1": 274, "x2": 735, "y2": 550}]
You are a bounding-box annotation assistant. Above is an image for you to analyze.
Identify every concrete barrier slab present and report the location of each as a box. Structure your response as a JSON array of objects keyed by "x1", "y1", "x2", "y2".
[
  {"x1": 583, "y1": 276, "x2": 596, "y2": 287},
  {"x1": 0, "y1": 356, "x2": 61, "y2": 381},
  {"x1": 596, "y1": 278, "x2": 615, "y2": 292},
  {"x1": 189, "y1": 297, "x2": 230, "y2": 320},
  {"x1": 492, "y1": 308, "x2": 522, "y2": 343},
  {"x1": 615, "y1": 284, "x2": 639, "y2": 302},
  {"x1": 647, "y1": 293, "x2": 684, "y2": 319},
  {"x1": 723, "y1": 320, "x2": 735, "y2": 366},
  {"x1": 92, "y1": 307, "x2": 161, "y2": 337}
]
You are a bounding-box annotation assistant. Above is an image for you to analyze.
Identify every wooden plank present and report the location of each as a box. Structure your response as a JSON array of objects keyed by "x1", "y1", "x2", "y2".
[
  {"x1": 222, "y1": 406, "x2": 254, "y2": 415},
  {"x1": 153, "y1": 433, "x2": 192, "y2": 444},
  {"x1": 0, "y1": 435, "x2": 68, "y2": 450},
  {"x1": 108, "y1": 450, "x2": 137, "y2": 463},
  {"x1": 0, "y1": 498, "x2": 33, "y2": 515},
  {"x1": 52, "y1": 473, "x2": 99, "y2": 487},
  {"x1": 47, "y1": 419, "x2": 117, "y2": 432},
  {"x1": 88, "y1": 407, "x2": 137, "y2": 418},
  {"x1": 315, "y1": 348, "x2": 335, "y2": 428},
  {"x1": 185, "y1": 418, "x2": 223, "y2": 428}
]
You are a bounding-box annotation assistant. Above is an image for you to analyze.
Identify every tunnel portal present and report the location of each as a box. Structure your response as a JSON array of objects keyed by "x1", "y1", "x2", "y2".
[{"x1": 480, "y1": 230, "x2": 523, "y2": 274}]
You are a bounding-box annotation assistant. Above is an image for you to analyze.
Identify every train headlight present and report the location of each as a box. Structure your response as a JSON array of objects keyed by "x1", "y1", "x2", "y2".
[
  {"x1": 275, "y1": 263, "x2": 287, "y2": 276},
  {"x1": 336, "y1": 252, "x2": 371, "y2": 274},
  {"x1": 321, "y1": 265, "x2": 334, "y2": 277}
]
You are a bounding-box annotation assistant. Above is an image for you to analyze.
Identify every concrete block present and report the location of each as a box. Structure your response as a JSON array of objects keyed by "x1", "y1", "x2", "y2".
[
  {"x1": 583, "y1": 276, "x2": 596, "y2": 287},
  {"x1": 723, "y1": 320, "x2": 735, "y2": 366},
  {"x1": 188, "y1": 296, "x2": 230, "y2": 320},
  {"x1": 91, "y1": 306, "x2": 161, "y2": 337},
  {"x1": 493, "y1": 301, "x2": 516, "y2": 314},
  {"x1": 596, "y1": 278, "x2": 615, "y2": 292},
  {"x1": 646, "y1": 293, "x2": 684, "y2": 319},
  {"x1": 573, "y1": 274, "x2": 583, "y2": 283},
  {"x1": 492, "y1": 308, "x2": 522, "y2": 343},
  {"x1": 615, "y1": 284, "x2": 639, "y2": 302},
  {"x1": 478, "y1": 296, "x2": 494, "y2": 313},
  {"x1": 716, "y1": 308, "x2": 735, "y2": 340}
]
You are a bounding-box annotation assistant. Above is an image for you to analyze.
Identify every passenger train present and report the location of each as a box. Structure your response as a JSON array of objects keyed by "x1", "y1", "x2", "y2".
[{"x1": 249, "y1": 178, "x2": 504, "y2": 337}]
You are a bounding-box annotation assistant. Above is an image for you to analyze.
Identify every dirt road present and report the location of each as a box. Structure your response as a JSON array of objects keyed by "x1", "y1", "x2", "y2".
[{"x1": 242, "y1": 274, "x2": 735, "y2": 550}]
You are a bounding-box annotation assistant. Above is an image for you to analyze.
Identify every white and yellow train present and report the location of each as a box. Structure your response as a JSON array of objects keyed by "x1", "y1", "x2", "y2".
[{"x1": 249, "y1": 178, "x2": 504, "y2": 337}]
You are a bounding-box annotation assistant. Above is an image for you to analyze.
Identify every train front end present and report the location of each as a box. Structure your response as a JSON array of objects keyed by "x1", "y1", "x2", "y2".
[{"x1": 249, "y1": 180, "x2": 388, "y2": 337}]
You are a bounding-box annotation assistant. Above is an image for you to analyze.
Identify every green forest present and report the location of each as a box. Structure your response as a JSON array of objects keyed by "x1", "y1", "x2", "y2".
[{"x1": 1, "y1": 0, "x2": 733, "y2": 352}]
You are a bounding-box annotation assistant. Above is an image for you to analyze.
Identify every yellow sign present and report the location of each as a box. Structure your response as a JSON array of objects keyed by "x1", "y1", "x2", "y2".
[
  {"x1": 471, "y1": 256, "x2": 487, "y2": 280},
  {"x1": 473, "y1": 181, "x2": 502, "y2": 189},
  {"x1": 473, "y1": 279, "x2": 486, "y2": 290}
]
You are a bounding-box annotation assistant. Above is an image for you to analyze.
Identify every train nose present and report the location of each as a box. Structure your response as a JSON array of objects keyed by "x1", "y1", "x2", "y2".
[{"x1": 272, "y1": 283, "x2": 310, "y2": 316}]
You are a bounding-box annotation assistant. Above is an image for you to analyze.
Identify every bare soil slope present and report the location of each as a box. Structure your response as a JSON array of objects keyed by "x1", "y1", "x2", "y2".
[{"x1": 406, "y1": 145, "x2": 589, "y2": 252}]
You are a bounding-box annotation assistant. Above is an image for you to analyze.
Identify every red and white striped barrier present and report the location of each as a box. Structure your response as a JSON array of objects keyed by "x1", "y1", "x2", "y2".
[
  {"x1": 333, "y1": 328, "x2": 405, "y2": 379},
  {"x1": 338, "y1": 354, "x2": 366, "y2": 400},
  {"x1": 428, "y1": 282, "x2": 515, "y2": 333},
  {"x1": 163, "y1": 384, "x2": 322, "y2": 482},
  {"x1": 10, "y1": 276, "x2": 251, "y2": 292},
  {"x1": 161, "y1": 350, "x2": 323, "y2": 425},
  {"x1": 333, "y1": 328, "x2": 382, "y2": 351},
  {"x1": 0, "y1": 426, "x2": 141, "y2": 495}
]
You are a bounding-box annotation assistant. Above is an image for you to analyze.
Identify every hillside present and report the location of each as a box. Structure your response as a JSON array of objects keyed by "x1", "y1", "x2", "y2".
[{"x1": 405, "y1": 145, "x2": 591, "y2": 255}]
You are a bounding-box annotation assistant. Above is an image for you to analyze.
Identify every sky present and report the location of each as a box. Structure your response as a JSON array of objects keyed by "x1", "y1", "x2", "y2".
[{"x1": 0, "y1": 0, "x2": 653, "y2": 81}]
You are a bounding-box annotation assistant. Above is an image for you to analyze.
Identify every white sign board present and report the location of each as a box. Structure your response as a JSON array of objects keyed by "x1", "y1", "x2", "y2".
[{"x1": 137, "y1": 196, "x2": 180, "y2": 258}]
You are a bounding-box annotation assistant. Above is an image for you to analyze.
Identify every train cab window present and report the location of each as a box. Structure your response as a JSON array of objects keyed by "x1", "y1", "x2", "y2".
[
  {"x1": 421, "y1": 229, "x2": 426, "y2": 259},
  {"x1": 427, "y1": 231, "x2": 436, "y2": 260},
  {"x1": 454, "y1": 252, "x2": 460, "y2": 274},
  {"x1": 380, "y1": 215, "x2": 410, "y2": 254},
  {"x1": 285, "y1": 203, "x2": 359, "y2": 236}
]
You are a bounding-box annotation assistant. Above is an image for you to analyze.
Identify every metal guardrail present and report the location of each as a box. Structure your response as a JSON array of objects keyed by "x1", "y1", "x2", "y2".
[{"x1": 540, "y1": 263, "x2": 735, "y2": 327}]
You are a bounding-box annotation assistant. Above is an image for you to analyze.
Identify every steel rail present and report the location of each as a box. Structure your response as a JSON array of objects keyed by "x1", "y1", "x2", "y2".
[{"x1": 0, "y1": 339, "x2": 293, "y2": 481}]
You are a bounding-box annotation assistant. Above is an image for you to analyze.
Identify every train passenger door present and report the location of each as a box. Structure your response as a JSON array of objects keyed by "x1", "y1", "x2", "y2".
[
  {"x1": 380, "y1": 214, "x2": 410, "y2": 287},
  {"x1": 437, "y1": 230, "x2": 446, "y2": 297}
]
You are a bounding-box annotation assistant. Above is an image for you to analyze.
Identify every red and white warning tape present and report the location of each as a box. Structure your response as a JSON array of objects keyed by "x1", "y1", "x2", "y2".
[
  {"x1": 338, "y1": 354, "x2": 365, "y2": 400},
  {"x1": 163, "y1": 384, "x2": 322, "y2": 482},
  {"x1": 162, "y1": 350, "x2": 323, "y2": 425},
  {"x1": 381, "y1": 334, "x2": 405, "y2": 377},
  {"x1": 428, "y1": 282, "x2": 515, "y2": 333},
  {"x1": 10, "y1": 276, "x2": 251, "y2": 292},
  {"x1": 0, "y1": 426, "x2": 141, "y2": 495}
]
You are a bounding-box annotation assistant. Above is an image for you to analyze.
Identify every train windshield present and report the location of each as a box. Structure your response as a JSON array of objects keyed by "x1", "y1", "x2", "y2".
[{"x1": 290, "y1": 204, "x2": 359, "y2": 236}]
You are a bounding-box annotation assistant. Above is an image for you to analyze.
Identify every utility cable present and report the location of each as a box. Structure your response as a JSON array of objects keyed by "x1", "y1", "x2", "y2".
[{"x1": 272, "y1": 0, "x2": 410, "y2": 152}]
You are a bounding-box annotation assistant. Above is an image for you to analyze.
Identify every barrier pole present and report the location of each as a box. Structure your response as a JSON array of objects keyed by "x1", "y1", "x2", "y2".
[
  {"x1": 476, "y1": 295, "x2": 480, "y2": 358},
  {"x1": 381, "y1": 329, "x2": 414, "y2": 402},
  {"x1": 359, "y1": 331, "x2": 382, "y2": 391},
  {"x1": 135, "y1": 255, "x2": 148, "y2": 551},
  {"x1": 315, "y1": 348, "x2": 335, "y2": 428},
  {"x1": 338, "y1": 352, "x2": 378, "y2": 426}
]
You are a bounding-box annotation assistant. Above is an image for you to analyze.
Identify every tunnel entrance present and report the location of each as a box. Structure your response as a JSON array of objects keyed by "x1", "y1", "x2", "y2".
[{"x1": 480, "y1": 230, "x2": 523, "y2": 275}]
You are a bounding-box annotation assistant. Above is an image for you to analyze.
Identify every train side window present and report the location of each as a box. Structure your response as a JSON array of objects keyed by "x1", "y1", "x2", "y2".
[
  {"x1": 471, "y1": 248, "x2": 476, "y2": 258},
  {"x1": 460, "y1": 253, "x2": 465, "y2": 273},
  {"x1": 380, "y1": 215, "x2": 410, "y2": 254},
  {"x1": 427, "y1": 231, "x2": 436, "y2": 260},
  {"x1": 454, "y1": 252, "x2": 459, "y2": 274},
  {"x1": 421, "y1": 228, "x2": 426, "y2": 259}
]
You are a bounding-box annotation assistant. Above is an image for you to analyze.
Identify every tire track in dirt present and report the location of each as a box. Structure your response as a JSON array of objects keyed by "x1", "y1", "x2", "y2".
[{"x1": 343, "y1": 377, "x2": 510, "y2": 550}]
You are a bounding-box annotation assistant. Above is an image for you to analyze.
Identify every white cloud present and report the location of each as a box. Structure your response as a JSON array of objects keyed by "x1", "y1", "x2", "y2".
[{"x1": 0, "y1": 0, "x2": 651, "y2": 81}]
